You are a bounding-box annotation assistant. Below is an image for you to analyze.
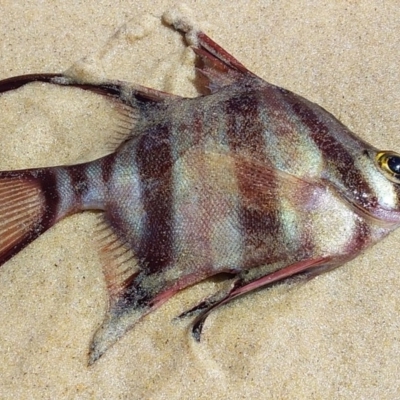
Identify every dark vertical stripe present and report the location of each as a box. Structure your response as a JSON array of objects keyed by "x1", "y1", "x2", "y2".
[
  {"x1": 34, "y1": 169, "x2": 60, "y2": 227},
  {"x1": 258, "y1": 85, "x2": 300, "y2": 142},
  {"x1": 280, "y1": 88, "x2": 377, "y2": 207},
  {"x1": 344, "y1": 218, "x2": 371, "y2": 255},
  {"x1": 101, "y1": 152, "x2": 116, "y2": 185},
  {"x1": 67, "y1": 164, "x2": 90, "y2": 204},
  {"x1": 234, "y1": 158, "x2": 282, "y2": 267},
  {"x1": 192, "y1": 108, "x2": 205, "y2": 147},
  {"x1": 135, "y1": 124, "x2": 174, "y2": 275},
  {"x1": 224, "y1": 92, "x2": 266, "y2": 156},
  {"x1": 224, "y1": 93, "x2": 281, "y2": 267}
]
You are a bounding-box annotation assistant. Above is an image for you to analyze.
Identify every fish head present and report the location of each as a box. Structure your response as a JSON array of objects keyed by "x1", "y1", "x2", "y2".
[{"x1": 325, "y1": 144, "x2": 400, "y2": 227}]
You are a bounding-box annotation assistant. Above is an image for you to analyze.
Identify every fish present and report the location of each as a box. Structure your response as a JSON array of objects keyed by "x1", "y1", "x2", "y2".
[{"x1": 0, "y1": 12, "x2": 400, "y2": 365}]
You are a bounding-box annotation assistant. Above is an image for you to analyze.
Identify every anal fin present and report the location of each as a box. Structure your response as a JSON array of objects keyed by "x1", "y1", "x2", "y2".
[
  {"x1": 90, "y1": 216, "x2": 144, "y2": 365},
  {"x1": 96, "y1": 216, "x2": 138, "y2": 300}
]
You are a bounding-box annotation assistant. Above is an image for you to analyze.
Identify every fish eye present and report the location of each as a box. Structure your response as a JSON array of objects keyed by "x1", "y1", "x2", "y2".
[{"x1": 375, "y1": 151, "x2": 400, "y2": 183}]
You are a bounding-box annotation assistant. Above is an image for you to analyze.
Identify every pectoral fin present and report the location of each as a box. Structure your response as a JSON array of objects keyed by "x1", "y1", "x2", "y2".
[{"x1": 190, "y1": 257, "x2": 332, "y2": 341}]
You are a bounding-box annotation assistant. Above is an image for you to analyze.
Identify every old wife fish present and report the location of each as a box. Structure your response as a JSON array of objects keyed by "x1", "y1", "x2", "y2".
[{"x1": 1, "y1": 14, "x2": 400, "y2": 365}]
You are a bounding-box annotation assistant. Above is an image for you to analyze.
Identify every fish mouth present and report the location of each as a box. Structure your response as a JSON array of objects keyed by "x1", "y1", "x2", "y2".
[
  {"x1": 325, "y1": 177, "x2": 400, "y2": 227},
  {"x1": 348, "y1": 196, "x2": 400, "y2": 227}
]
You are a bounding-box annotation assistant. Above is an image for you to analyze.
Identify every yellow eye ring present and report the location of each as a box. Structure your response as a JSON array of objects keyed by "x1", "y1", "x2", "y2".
[{"x1": 375, "y1": 151, "x2": 400, "y2": 183}]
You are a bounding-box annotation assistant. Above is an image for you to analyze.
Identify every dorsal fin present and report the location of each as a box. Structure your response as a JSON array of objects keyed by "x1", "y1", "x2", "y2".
[
  {"x1": 162, "y1": 12, "x2": 256, "y2": 93},
  {"x1": 193, "y1": 32, "x2": 250, "y2": 73},
  {"x1": 0, "y1": 72, "x2": 182, "y2": 104},
  {"x1": 0, "y1": 72, "x2": 182, "y2": 154}
]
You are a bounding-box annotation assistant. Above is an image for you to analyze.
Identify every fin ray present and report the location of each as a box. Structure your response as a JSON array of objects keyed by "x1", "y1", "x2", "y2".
[
  {"x1": 0, "y1": 176, "x2": 46, "y2": 265},
  {"x1": 191, "y1": 257, "x2": 332, "y2": 340},
  {"x1": 96, "y1": 216, "x2": 139, "y2": 300}
]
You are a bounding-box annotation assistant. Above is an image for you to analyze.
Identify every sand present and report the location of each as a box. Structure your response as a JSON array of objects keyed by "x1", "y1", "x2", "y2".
[{"x1": 1, "y1": 1, "x2": 400, "y2": 399}]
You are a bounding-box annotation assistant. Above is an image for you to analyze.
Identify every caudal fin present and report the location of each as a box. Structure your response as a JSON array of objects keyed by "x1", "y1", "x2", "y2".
[{"x1": 0, "y1": 171, "x2": 56, "y2": 266}]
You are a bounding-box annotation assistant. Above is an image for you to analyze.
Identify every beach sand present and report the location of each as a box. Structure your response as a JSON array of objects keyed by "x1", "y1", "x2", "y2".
[{"x1": 1, "y1": 1, "x2": 400, "y2": 398}]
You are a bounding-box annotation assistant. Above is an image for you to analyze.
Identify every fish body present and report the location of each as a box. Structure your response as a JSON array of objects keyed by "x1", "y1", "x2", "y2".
[{"x1": 1, "y1": 16, "x2": 400, "y2": 364}]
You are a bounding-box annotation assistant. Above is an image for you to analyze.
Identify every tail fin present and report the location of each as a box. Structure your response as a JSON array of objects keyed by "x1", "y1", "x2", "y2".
[{"x1": 0, "y1": 170, "x2": 57, "y2": 266}]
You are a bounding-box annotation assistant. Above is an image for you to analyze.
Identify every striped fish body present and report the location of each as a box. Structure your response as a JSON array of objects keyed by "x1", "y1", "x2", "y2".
[{"x1": 1, "y1": 16, "x2": 400, "y2": 364}]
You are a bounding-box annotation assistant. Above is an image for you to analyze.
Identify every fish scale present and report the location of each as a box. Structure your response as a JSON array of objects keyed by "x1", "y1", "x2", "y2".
[{"x1": 0, "y1": 14, "x2": 399, "y2": 365}]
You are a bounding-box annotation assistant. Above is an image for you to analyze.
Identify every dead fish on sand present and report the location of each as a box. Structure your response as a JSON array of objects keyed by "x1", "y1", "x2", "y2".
[{"x1": 0, "y1": 13, "x2": 399, "y2": 365}]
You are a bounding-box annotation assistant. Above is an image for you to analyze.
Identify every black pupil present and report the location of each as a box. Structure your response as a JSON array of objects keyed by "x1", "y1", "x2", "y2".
[{"x1": 387, "y1": 156, "x2": 400, "y2": 174}]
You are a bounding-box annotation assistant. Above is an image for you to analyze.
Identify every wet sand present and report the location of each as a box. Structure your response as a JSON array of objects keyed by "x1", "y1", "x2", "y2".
[{"x1": 1, "y1": 1, "x2": 400, "y2": 398}]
